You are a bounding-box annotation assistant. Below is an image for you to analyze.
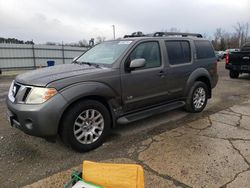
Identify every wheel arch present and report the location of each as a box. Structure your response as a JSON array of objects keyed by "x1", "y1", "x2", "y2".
[
  {"x1": 185, "y1": 68, "x2": 212, "y2": 98},
  {"x1": 195, "y1": 76, "x2": 211, "y2": 98},
  {"x1": 57, "y1": 82, "x2": 120, "y2": 134},
  {"x1": 58, "y1": 95, "x2": 115, "y2": 135}
]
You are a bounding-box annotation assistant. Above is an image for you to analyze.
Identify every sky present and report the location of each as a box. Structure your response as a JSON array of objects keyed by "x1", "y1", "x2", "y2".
[{"x1": 0, "y1": 0, "x2": 249, "y2": 44}]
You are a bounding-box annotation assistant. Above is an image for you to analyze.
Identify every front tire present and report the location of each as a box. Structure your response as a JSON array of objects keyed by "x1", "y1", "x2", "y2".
[
  {"x1": 185, "y1": 81, "x2": 208, "y2": 113},
  {"x1": 229, "y1": 70, "x2": 239, "y2": 79},
  {"x1": 60, "y1": 100, "x2": 111, "y2": 152}
]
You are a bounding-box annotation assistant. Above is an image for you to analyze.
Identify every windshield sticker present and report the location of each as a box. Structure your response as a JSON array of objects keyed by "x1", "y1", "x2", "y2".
[{"x1": 118, "y1": 41, "x2": 132, "y2": 45}]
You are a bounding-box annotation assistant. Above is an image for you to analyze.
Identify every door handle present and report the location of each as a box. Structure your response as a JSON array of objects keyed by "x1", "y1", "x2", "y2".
[{"x1": 157, "y1": 70, "x2": 165, "y2": 78}]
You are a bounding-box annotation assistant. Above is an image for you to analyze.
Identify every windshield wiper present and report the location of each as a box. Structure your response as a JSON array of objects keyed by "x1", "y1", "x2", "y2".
[{"x1": 73, "y1": 61, "x2": 100, "y2": 68}]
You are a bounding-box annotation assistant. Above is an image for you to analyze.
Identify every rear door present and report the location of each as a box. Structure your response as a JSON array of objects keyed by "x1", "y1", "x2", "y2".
[
  {"x1": 164, "y1": 40, "x2": 193, "y2": 99},
  {"x1": 121, "y1": 40, "x2": 169, "y2": 112}
]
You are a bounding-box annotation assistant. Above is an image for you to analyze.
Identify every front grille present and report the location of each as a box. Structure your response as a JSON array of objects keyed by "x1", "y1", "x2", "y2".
[{"x1": 9, "y1": 82, "x2": 32, "y2": 103}]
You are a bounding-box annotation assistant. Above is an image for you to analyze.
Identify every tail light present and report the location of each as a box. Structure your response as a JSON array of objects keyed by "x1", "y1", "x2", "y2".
[{"x1": 225, "y1": 53, "x2": 229, "y2": 64}]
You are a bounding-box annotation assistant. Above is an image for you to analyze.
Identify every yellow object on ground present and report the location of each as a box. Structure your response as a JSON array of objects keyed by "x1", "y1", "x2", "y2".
[{"x1": 83, "y1": 161, "x2": 145, "y2": 188}]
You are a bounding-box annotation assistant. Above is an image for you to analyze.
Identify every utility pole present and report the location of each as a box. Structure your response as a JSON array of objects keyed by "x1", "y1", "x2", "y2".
[
  {"x1": 112, "y1": 25, "x2": 116, "y2": 40},
  {"x1": 62, "y1": 41, "x2": 65, "y2": 64},
  {"x1": 31, "y1": 39, "x2": 36, "y2": 69}
]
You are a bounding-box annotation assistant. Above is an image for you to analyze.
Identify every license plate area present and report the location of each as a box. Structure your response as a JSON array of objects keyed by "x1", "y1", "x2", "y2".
[
  {"x1": 241, "y1": 65, "x2": 250, "y2": 71},
  {"x1": 6, "y1": 110, "x2": 21, "y2": 129}
]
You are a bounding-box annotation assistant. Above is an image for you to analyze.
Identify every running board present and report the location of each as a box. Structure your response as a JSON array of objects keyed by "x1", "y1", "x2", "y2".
[{"x1": 117, "y1": 101, "x2": 185, "y2": 124}]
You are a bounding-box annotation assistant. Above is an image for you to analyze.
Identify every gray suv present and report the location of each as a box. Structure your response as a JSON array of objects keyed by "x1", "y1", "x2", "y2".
[{"x1": 6, "y1": 32, "x2": 218, "y2": 152}]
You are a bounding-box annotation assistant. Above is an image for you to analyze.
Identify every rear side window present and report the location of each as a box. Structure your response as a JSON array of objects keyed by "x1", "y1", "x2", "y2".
[
  {"x1": 194, "y1": 40, "x2": 215, "y2": 59},
  {"x1": 165, "y1": 41, "x2": 191, "y2": 65}
]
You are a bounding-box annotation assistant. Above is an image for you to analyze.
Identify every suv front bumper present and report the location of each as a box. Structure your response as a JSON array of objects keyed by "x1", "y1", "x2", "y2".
[{"x1": 6, "y1": 94, "x2": 67, "y2": 138}]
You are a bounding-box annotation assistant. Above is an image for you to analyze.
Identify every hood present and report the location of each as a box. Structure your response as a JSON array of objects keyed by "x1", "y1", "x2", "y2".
[{"x1": 16, "y1": 64, "x2": 104, "y2": 87}]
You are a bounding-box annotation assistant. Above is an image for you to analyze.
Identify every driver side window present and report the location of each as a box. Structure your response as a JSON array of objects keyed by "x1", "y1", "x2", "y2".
[{"x1": 129, "y1": 41, "x2": 161, "y2": 69}]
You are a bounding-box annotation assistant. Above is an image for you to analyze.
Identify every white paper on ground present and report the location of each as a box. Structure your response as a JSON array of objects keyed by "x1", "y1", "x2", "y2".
[{"x1": 72, "y1": 181, "x2": 101, "y2": 188}]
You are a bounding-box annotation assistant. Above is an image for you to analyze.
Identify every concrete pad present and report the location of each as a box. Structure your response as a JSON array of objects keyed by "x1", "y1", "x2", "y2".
[
  {"x1": 240, "y1": 116, "x2": 250, "y2": 131},
  {"x1": 170, "y1": 126, "x2": 200, "y2": 135},
  {"x1": 199, "y1": 121, "x2": 250, "y2": 140},
  {"x1": 139, "y1": 133, "x2": 249, "y2": 188},
  {"x1": 242, "y1": 100, "x2": 250, "y2": 105},
  {"x1": 219, "y1": 110, "x2": 241, "y2": 116},
  {"x1": 210, "y1": 113, "x2": 240, "y2": 126},
  {"x1": 231, "y1": 140, "x2": 250, "y2": 164},
  {"x1": 145, "y1": 172, "x2": 181, "y2": 188},
  {"x1": 187, "y1": 117, "x2": 211, "y2": 130},
  {"x1": 227, "y1": 171, "x2": 250, "y2": 188},
  {"x1": 230, "y1": 105, "x2": 250, "y2": 116}
]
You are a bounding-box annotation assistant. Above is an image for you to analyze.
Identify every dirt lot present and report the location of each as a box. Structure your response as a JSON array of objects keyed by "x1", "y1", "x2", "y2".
[{"x1": 1, "y1": 62, "x2": 250, "y2": 187}]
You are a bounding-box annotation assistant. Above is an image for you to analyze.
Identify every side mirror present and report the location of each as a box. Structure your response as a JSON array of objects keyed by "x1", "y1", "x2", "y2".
[{"x1": 129, "y1": 58, "x2": 146, "y2": 69}]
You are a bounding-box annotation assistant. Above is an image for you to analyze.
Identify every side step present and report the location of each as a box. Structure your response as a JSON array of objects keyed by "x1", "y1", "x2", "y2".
[{"x1": 117, "y1": 101, "x2": 185, "y2": 124}]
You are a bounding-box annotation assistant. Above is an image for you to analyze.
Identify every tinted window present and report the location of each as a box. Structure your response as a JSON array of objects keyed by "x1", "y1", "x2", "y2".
[
  {"x1": 165, "y1": 41, "x2": 191, "y2": 65},
  {"x1": 129, "y1": 41, "x2": 161, "y2": 69},
  {"x1": 194, "y1": 40, "x2": 215, "y2": 59}
]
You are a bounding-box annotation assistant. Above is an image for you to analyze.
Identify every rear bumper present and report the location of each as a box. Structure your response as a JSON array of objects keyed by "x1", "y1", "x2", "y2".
[
  {"x1": 225, "y1": 64, "x2": 237, "y2": 70},
  {"x1": 226, "y1": 63, "x2": 250, "y2": 73},
  {"x1": 6, "y1": 94, "x2": 67, "y2": 138}
]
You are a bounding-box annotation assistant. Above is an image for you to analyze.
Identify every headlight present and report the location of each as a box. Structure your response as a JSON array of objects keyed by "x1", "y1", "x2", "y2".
[{"x1": 26, "y1": 87, "x2": 58, "y2": 104}]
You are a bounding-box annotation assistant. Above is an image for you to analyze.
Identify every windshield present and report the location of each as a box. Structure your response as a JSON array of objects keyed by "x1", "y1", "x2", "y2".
[{"x1": 77, "y1": 40, "x2": 132, "y2": 65}]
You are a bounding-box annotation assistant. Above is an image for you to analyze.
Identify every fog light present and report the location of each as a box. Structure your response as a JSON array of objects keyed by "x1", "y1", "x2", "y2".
[{"x1": 25, "y1": 119, "x2": 33, "y2": 130}]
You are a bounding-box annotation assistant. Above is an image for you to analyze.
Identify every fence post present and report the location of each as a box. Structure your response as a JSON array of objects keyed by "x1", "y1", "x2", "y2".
[
  {"x1": 31, "y1": 43, "x2": 36, "y2": 69},
  {"x1": 62, "y1": 42, "x2": 65, "y2": 64}
]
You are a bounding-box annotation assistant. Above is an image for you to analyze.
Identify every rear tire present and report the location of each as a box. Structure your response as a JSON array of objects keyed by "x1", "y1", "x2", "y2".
[
  {"x1": 60, "y1": 100, "x2": 111, "y2": 152},
  {"x1": 185, "y1": 81, "x2": 208, "y2": 113},
  {"x1": 229, "y1": 71, "x2": 239, "y2": 79}
]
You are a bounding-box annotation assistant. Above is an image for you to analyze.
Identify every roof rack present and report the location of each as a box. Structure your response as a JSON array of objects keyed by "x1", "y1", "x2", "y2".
[
  {"x1": 123, "y1": 31, "x2": 203, "y2": 38},
  {"x1": 153, "y1": 32, "x2": 203, "y2": 38},
  {"x1": 124, "y1": 32, "x2": 146, "y2": 38}
]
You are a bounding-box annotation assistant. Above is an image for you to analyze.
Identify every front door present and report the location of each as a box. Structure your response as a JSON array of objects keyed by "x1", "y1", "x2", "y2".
[{"x1": 121, "y1": 41, "x2": 168, "y2": 112}]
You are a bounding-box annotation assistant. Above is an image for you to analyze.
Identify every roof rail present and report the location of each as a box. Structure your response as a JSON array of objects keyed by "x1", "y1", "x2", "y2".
[
  {"x1": 123, "y1": 31, "x2": 203, "y2": 38},
  {"x1": 124, "y1": 32, "x2": 146, "y2": 38},
  {"x1": 153, "y1": 32, "x2": 203, "y2": 38}
]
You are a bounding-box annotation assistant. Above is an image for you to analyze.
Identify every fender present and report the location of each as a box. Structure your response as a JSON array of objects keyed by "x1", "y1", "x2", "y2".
[
  {"x1": 59, "y1": 81, "x2": 119, "y2": 104},
  {"x1": 184, "y1": 68, "x2": 212, "y2": 96}
]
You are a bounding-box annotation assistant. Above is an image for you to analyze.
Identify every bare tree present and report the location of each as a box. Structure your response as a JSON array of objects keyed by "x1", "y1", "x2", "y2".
[
  {"x1": 46, "y1": 42, "x2": 56, "y2": 45},
  {"x1": 78, "y1": 39, "x2": 88, "y2": 47},
  {"x1": 213, "y1": 28, "x2": 224, "y2": 50},
  {"x1": 244, "y1": 23, "x2": 249, "y2": 43},
  {"x1": 96, "y1": 36, "x2": 106, "y2": 44},
  {"x1": 234, "y1": 22, "x2": 249, "y2": 47},
  {"x1": 202, "y1": 33, "x2": 208, "y2": 39}
]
